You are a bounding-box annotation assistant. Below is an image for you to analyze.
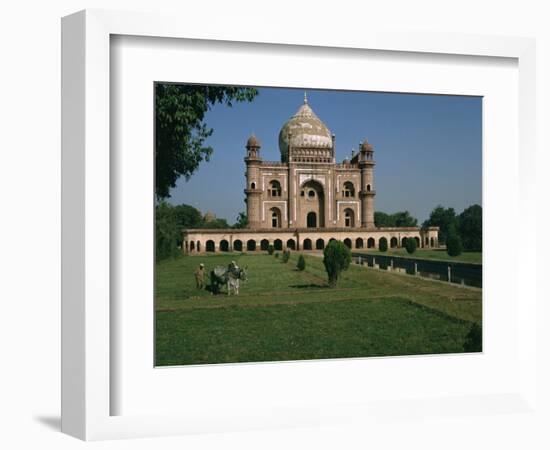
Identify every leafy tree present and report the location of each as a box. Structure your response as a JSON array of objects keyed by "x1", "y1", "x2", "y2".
[
  {"x1": 463, "y1": 323, "x2": 482, "y2": 352},
  {"x1": 203, "y1": 218, "x2": 230, "y2": 229},
  {"x1": 172, "y1": 204, "x2": 204, "y2": 229},
  {"x1": 375, "y1": 211, "x2": 418, "y2": 227},
  {"x1": 379, "y1": 237, "x2": 388, "y2": 252},
  {"x1": 374, "y1": 212, "x2": 394, "y2": 227},
  {"x1": 233, "y1": 212, "x2": 248, "y2": 229},
  {"x1": 405, "y1": 237, "x2": 417, "y2": 254},
  {"x1": 458, "y1": 204, "x2": 482, "y2": 251},
  {"x1": 155, "y1": 84, "x2": 258, "y2": 199},
  {"x1": 393, "y1": 211, "x2": 418, "y2": 227},
  {"x1": 323, "y1": 240, "x2": 352, "y2": 287},
  {"x1": 267, "y1": 244, "x2": 275, "y2": 255},
  {"x1": 155, "y1": 202, "x2": 180, "y2": 261},
  {"x1": 296, "y1": 254, "x2": 306, "y2": 271},
  {"x1": 423, "y1": 205, "x2": 458, "y2": 243},
  {"x1": 446, "y1": 231, "x2": 463, "y2": 257}
]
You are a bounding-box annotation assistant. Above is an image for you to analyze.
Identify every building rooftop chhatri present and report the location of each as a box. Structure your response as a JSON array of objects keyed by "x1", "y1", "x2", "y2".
[{"x1": 246, "y1": 134, "x2": 261, "y2": 149}]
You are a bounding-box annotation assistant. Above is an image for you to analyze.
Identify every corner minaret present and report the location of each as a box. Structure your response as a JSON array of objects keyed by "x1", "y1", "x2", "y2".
[
  {"x1": 359, "y1": 139, "x2": 376, "y2": 229},
  {"x1": 244, "y1": 134, "x2": 262, "y2": 229}
]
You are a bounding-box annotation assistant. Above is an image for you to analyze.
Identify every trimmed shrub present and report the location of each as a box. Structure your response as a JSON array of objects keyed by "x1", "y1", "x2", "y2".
[
  {"x1": 323, "y1": 240, "x2": 352, "y2": 287},
  {"x1": 405, "y1": 237, "x2": 417, "y2": 254},
  {"x1": 275, "y1": 252, "x2": 279, "y2": 258},
  {"x1": 446, "y1": 233, "x2": 463, "y2": 257},
  {"x1": 296, "y1": 254, "x2": 306, "y2": 271},
  {"x1": 282, "y1": 249, "x2": 290, "y2": 263},
  {"x1": 378, "y1": 237, "x2": 388, "y2": 252},
  {"x1": 463, "y1": 323, "x2": 482, "y2": 352},
  {"x1": 267, "y1": 244, "x2": 275, "y2": 255}
]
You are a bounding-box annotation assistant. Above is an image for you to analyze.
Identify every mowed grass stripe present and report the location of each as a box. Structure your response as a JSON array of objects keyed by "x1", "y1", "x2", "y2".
[{"x1": 155, "y1": 297, "x2": 472, "y2": 366}]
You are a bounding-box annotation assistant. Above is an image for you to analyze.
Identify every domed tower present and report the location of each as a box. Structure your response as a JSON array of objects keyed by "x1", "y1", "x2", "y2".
[
  {"x1": 244, "y1": 134, "x2": 262, "y2": 229},
  {"x1": 359, "y1": 139, "x2": 376, "y2": 229},
  {"x1": 278, "y1": 93, "x2": 334, "y2": 163}
]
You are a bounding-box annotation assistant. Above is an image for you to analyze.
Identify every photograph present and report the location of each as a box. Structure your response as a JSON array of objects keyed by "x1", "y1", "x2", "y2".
[{"x1": 154, "y1": 84, "x2": 483, "y2": 367}]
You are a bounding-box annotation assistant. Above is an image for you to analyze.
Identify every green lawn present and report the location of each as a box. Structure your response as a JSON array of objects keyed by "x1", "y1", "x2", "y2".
[
  {"x1": 357, "y1": 248, "x2": 482, "y2": 264},
  {"x1": 155, "y1": 253, "x2": 482, "y2": 366}
]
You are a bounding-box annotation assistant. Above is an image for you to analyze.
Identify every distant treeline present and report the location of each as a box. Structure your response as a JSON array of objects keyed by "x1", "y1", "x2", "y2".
[
  {"x1": 375, "y1": 204, "x2": 482, "y2": 252},
  {"x1": 423, "y1": 204, "x2": 482, "y2": 253}
]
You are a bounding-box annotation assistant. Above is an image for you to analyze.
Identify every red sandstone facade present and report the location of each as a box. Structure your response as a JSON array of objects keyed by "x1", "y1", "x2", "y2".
[{"x1": 183, "y1": 95, "x2": 438, "y2": 253}]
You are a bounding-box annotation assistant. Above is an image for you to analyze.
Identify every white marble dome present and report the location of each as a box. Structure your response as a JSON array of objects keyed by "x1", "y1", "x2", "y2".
[{"x1": 278, "y1": 96, "x2": 333, "y2": 162}]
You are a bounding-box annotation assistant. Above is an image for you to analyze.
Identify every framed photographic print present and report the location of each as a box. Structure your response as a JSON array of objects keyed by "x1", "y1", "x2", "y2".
[
  {"x1": 153, "y1": 83, "x2": 481, "y2": 368},
  {"x1": 62, "y1": 9, "x2": 537, "y2": 441}
]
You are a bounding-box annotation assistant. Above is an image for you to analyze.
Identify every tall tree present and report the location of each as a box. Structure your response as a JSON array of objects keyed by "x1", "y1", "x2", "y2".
[
  {"x1": 423, "y1": 205, "x2": 458, "y2": 243},
  {"x1": 458, "y1": 204, "x2": 482, "y2": 251},
  {"x1": 155, "y1": 202, "x2": 180, "y2": 261},
  {"x1": 155, "y1": 84, "x2": 258, "y2": 199}
]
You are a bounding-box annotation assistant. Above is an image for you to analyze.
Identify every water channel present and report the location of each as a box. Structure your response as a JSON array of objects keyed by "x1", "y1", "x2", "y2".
[{"x1": 352, "y1": 252, "x2": 482, "y2": 288}]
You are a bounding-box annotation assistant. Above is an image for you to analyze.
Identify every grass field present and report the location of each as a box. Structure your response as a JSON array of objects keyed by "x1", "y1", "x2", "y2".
[
  {"x1": 155, "y1": 253, "x2": 482, "y2": 366},
  {"x1": 357, "y1": 248, "x2": 482, "y2": 264}
]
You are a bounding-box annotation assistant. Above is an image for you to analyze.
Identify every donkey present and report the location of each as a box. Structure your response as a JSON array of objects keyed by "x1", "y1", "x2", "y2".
[{"x1": 210, "y1": 265, "x2": 248, "y2": 295}]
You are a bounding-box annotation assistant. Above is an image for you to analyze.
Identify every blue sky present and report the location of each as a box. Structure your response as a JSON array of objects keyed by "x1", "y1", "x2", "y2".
[{"x1": 167, "y1": 86, "x2": 482, "y2": 224}]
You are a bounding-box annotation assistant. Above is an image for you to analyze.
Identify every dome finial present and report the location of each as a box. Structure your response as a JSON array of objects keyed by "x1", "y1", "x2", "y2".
[{"x1": 304, "y1": 90, "x2": 308, "y2": 104}]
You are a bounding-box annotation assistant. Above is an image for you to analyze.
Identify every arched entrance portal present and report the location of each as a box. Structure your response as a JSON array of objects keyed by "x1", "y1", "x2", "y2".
[
  {"x1": 307, "y1": 212, "x2": 317, "y2": 228},
  {"x1": 300, "y1": 179, "x2": 325, "y2": 228}
]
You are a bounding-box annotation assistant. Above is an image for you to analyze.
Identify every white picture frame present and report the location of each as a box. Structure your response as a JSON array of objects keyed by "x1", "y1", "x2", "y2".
[{"x1": 61, "y1": 9, "x2": 537, "y2": 441}]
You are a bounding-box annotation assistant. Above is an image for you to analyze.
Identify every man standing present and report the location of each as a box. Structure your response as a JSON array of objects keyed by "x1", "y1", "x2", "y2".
[{"x1": 194, "y1": 263, "x2": 206, "y2": 289}]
